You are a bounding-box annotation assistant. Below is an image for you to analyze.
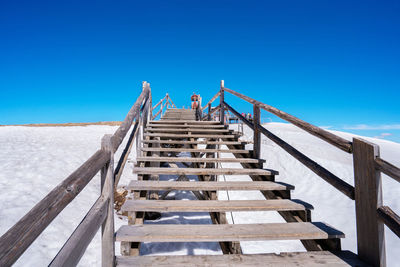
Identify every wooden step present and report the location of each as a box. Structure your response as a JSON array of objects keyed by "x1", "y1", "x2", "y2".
[
  {"x1": 136, "y1": 156, "x2": 264, "y2": 164},
  {"x1": 150, "y1": 120, "x2": 221, "y2": 124},
  {"x1": 141, "y1": 148, "x2": 250, "y2": 154},
  {"x1": 147, "y1": 124, "x2": 226, "y2": 128},
  {"x1": 132, "y1": 167, "x2": 278, "y2": 176},
  {"x1": 127, "y1": 180, "x2": 294, "y2": 191},
  {"x1": 116, "y1": 251, "x2": 366, "y2": 267},
  {"x1": 142, "y1": 140, "x2": 244, "y2": 145},
  {"x1": 115, "y1": 222, "x2": 345, "y2": 242},
  {"x1": 144, "y1": 133, "x2": 236, "y2": 138},
  {"x1": 145, "y1": 128, "x2": 230, "y2": 133},
  {"x1": 121, "y1": 199, "x2": 313, "y2": 212}
]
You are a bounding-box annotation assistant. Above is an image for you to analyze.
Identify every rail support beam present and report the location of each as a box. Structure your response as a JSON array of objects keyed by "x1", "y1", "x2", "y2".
[{"x1": 353, "y1": 137, "x2": 386, "y2": 267}]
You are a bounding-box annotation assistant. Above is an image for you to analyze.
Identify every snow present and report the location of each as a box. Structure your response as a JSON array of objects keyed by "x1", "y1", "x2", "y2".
[{"x1": 0, "y1": 123, "x2": 399, "y2": 266}]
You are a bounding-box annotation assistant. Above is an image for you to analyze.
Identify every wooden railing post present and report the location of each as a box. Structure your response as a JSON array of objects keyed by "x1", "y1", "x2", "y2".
[
  {"x1": 220, "y1": 80, "x2": 225, "y2": 124},
  {"x1": 208, "y1": 103, "x2": 211, "y2": 121},
  {"x1": 353, "y1": 137, "x2": 386, "y2": 267},
  {"x1": 100, "y1": 135, "x2": 115, "y2": 267},
  {"x1": 253, "y1": 104, "x2": 261, "y2": 161}
]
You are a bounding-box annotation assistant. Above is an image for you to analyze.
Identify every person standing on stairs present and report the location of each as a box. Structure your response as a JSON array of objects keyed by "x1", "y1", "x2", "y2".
[{"x1": 190, "y1": 92, "x2": 202, "y2": 120}]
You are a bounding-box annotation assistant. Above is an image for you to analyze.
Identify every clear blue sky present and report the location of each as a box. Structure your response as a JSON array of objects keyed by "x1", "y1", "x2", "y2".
[{"x1": 1, "y1": 1, "x2": 399, "y2": 142}]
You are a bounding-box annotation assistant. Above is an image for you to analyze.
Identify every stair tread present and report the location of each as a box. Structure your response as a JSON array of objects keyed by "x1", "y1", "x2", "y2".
[
  {"x1": 141, "y1": 148, "x2": 249, "y2": 153},
  {"x1": 132, "y1": 167, "x2": 278, "y2": 176},
  {"x1": 150, "y1": 120, "x2": 221, "y2": 124},
  {"x1": 116, "y1": 251, "x2": 366, "y2": 267},
  {"x1": 147, "y1": 124, "x2": 226, "y2": 128},
  {"x1": 136, "y1": 156, "x2": 264, "y2": 163},
  {"x1": 121, "y1": 199, "x2": 313, "y2": 212},
  {"x1": 127, "y1": 180, "x2": 294, "y2": 191},
  {"x1": 145, "y1": 128, "x2": 230, "y2": 133},
  {"x1": 142, "y1": 140, "x2": 244, "y2": 145},
  {"x1": 144, "y1": 133, "x2": 236, "y2": 138},
  {"x1": 115, "y1": 222, "x2": 345, "y2": 242}
]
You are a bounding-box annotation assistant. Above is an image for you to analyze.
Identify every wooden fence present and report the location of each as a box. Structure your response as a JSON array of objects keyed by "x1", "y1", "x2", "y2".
[
  {"x1": 202, "y1": 80, "x2": 400, "y2": 267},
  {"x1": 0, "y1": 82, "x2": 155, "y2": 266}
]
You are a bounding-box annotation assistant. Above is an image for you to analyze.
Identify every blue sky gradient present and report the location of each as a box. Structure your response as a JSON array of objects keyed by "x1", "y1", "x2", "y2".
[{"x1": 1, "y1": 1, "x2": 399, "y2": 141}]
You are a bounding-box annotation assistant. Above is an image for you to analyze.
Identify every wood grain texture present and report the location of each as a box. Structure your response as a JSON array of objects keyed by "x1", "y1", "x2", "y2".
[
  {"x1": 116, "y1": 222, "x2": 345, "y2": 242},
  {"x1": 375, "y1": 157, "x2": 400, "y2": 184},
  {"x1": 49, "y1": 197, "x2": 108, "y2": 267},
  {"x1": 222, "y1": 86, "x2": 353, "y2": 153},
  {"x1": 111, "y1": 83, "x2": 149, "y2": 153},
  {"x1": 132, "y1": 167, "x2": 277, "y2": 176},
  {"x1": 142, "y1": 140, "x2": 244, "y2": 145},
  {"x1": 121, "y1": 199, "x2": 313, "y2": 212},
  {"x1": 136, "y1": 156, "x2": 263, "y2": 163},
  {"x1": 147, "y1": 123, "x2": 225, "y2": 128},
  {"x1": 144, "y1": 133, "x2": 236, "y2": 138},
  {"x1": 141, "y1": 147, "x2": 250, "y2": 153},
  {"x1": 353, "y1": 137, "x2": 386, "y2": 267},
  {"x1": 116, "y1": 251, "x2": 367, "y2": 267},
  {"x1": 377, "y1": 206, "x2": 400, "y2": 238},
  {"x1": 145, "y1": 128, "x2": 230, "y2": 133},
  {"x1": 150, "y1": 120, "x2": 221, "y2": 124},
  {"x1": 127, "y1": 180, "x2": 294, "y2": 191}
]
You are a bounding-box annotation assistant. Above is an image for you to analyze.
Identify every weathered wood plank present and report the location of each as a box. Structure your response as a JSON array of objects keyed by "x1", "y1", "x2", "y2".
[
  {"x1": 147, "y1": 124, "x2": 226, "y2": 128},
  {"x1": 49, "y1": 197, "x2": 108, "y2": 267},
  {"x1": 111, "y1": 82, "x2": 149, "y2": 153},
  {"x1": 145, "y1": 128, "x2": 230, "y2": 133},
  {"x1": 222, "y1": 86, "x2": 353, "y2": 153},
  {"x1": 0, "y1": 149, "x2": 110, "y2": 266},
  {"x1": 150, "y1": 120, "x2": 221, "y2": 124},
  {"x1": 377, "y1": 206, "x2": 400, "y2": 238},
  {"x1": 253, "y1": 104, "x2": 261, "y2": 160},
  {"x1": 224, "y1": 101, "x2": 355, "y2": 200},
  {"x1": 127, "y1": 180, "x2": 293, "y2": 191},
  {"x1": 121, "y1": 199, "x2": 313, "y2": 212},
  {"x1": 220, "y1": 80, "x2": 225, "y2": 124},
  {"x1": 201, "y1": 91, "x2": 221, "y2": 111},
  {"x1": 353, "y1": 138, "x2": 386, "y2": 267},
  {"x1": 136, "y1": 156, "x2": 263, "y2": 163},
  {"x1": 141, "y1": 148, "x2": 250, "y2": 153},
  {"x1": 116, "y1": 251, "x2": 367, "y2": 267},
  {"x1": 144, "y1": 133, "x2": 236, "y2": 138},
  {"x1": 100, "y1": 135, "x2": 115, "y2": 267},
  {"x1": 132, "y1": 167, "x2": 277, "y2": 176},
  {"x1": 142, "y1": 140, "x2": 244, "y2": 145},
  {"x1": 375, "y1": 157, "x2": 400, "y2": 184},
  {"x1": 116, "y1": 222, "x2": 345, "y2": 242}
]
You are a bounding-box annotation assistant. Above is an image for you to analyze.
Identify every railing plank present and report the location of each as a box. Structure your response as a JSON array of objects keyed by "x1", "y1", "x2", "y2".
[
  {"x1": 112, "y1": 83, "x2": 149, "y2": 153},
  {"x1": 378, "y1": 206, "x2": 400, "y2": 238},
  {"x1": 223, "y1": 86, "x2": 353, "y2": 153},
  {"x1": 375, "y1": 157, "x2": 400, "y2": 184},
  {"x1": 0, "y1": 149, "x2": 110, "y2": 266},
  {"x1": 201, "y1": 91, "x2": 220, "y2": 111},
  {"x1": 49, "y1": 197, "x2": 108, "y2": 267},
  {"x1": 223, "y1": 101, "x2": 355, "y2": 200}
]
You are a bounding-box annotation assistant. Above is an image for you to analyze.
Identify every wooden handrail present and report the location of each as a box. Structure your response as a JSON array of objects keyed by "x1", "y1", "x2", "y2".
[
  {"x1": 152, "y1": 97, "x2": 168, "y2": 120},
  {"x1": 167, "y1": 94, "x2": 177, "y2": 108},
  {"x1": 223, "y1": 86, "x2": 353, "y2": 153},
  {"x1": 152, "y1": 94, "x2": 168, "y2": 110},
  {"x1": 0, "y1": 149, "x2": 110, "y2": 266},
  {"x1": 0, "y1": 82, "x2": 152, "y2": 266},
  {"x1": 114, "y1": 121, "x2": 139, "y2": 188},
  {"x1": 201, "y1": 91, "x2": 220, "y2": 111},
  {"x1": 375, "y1": 157, "x2": 400, "y2": 183},
  {"x1": 377, "y1": 206, "x2": 400, "y2": 238},
  {"x1": 223, "y1": 101, "x2": 355, "y2": 200},
  {"x1": 111, "y1": 82, "x2": 150, "y2": 153},
  {"x1": 49, "y1": 197, "x2": 109, "y2": 266}
]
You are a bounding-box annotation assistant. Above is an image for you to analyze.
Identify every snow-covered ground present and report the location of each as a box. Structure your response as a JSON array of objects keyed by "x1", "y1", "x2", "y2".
[{"x1": 0, "y1": 123, "x2": 399, "y2": 266}]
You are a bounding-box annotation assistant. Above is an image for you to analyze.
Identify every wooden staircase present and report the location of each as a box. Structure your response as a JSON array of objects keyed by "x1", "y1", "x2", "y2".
[{"x1": 115, "y1": 108, "x2": 366, "y2": 266}]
